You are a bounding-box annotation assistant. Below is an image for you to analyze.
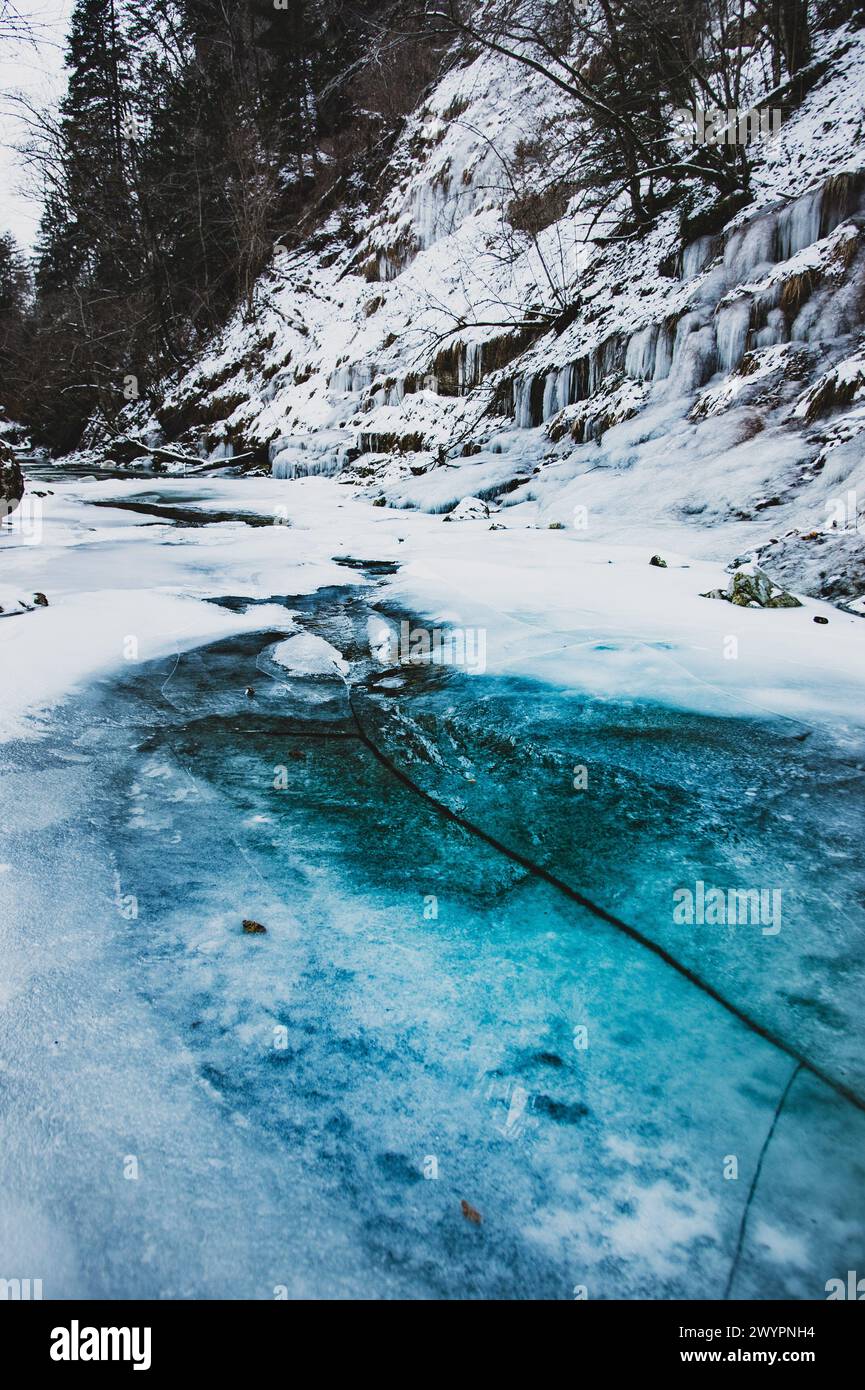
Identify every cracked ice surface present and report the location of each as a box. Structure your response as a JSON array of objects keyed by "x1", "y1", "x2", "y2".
[{"x1": 0, "y1": 473, "x2": 863, "y2": 1298}]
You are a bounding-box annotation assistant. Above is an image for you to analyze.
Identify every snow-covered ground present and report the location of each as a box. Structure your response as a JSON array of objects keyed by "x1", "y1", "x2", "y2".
[{"x1": 3, "y1": 474, "x2": 863, "y2": 741}]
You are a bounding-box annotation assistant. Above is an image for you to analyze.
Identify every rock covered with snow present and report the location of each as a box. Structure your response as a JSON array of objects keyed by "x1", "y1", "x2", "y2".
[
  {"x1": 747, "y1": 524, "x2": 865, "y2": 610},
  {"x1": 701, "y1": 562, "x2": 802, "y2": 608},
  {"x1": 792, "y1": 346, "x2": 865, "y2": 422},
  {"x1": 0, "y1": 588, "x2": 47, "y2": 618},
  {"x1": 0, "y1": 436, "x2": 24, "y2": 521},
  {"x1": 367, "y1": 616, "x2": 398, "y2": 664},
  {"x1": 442, "y1": 496, "x2": 493, "y2": 522}
]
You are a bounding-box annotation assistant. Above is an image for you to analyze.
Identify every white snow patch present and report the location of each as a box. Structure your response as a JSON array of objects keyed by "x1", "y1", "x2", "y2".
[{"x1": 751, "y1": 1220, "x2": 811, "y2": 1269}]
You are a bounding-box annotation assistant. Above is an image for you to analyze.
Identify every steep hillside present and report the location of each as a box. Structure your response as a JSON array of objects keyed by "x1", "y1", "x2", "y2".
[{"x1": 112, "y1": 18, "x2": 865, "y2": 610}]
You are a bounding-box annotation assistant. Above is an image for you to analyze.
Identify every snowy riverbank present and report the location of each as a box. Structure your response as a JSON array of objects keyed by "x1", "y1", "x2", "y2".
[{"x1": 2, "y1": 473, "x2": 864, "y2": 745}]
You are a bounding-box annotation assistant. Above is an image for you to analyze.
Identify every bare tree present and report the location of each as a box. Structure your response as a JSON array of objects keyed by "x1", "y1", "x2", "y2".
[{"x1": 427, "y1": 0, "x2": 816, "y2": 230}]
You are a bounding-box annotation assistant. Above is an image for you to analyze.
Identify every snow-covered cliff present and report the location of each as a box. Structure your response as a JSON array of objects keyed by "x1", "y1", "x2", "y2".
[{"x1": 122, "y1": 19, "x2": 865, "y2": 610}]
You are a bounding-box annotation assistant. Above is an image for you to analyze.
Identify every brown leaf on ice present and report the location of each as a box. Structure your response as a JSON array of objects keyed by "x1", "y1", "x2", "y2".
[{"x1": 461, "y1": 1199, "x2": 482, "y2": 1224}]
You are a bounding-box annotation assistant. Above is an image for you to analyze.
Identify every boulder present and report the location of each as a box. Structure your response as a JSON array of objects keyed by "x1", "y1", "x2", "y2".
[
  {"x1": 730, "y1": 564, "x2": 802, "y2": 608},
  {"x1": 443, "y1": 496, "x2": 492, "y2": 522},
  {"x1": 701, "y1": 562, "x2": 802, "y2": 609},
  {"x1": 0, "y1": 437, "x2": 24, "y2": 522}
]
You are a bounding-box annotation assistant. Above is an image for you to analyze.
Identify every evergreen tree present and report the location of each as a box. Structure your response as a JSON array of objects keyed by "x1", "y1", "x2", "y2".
[
  {"x1": 0, "y1": 231, "x2": 31, "y2": 410},
  {"x1": 17, "y1": 0, "x2": 445, "y2": 449},
  {"x1": 36, "y1": 0, "x2": 136, "y2": 297}
]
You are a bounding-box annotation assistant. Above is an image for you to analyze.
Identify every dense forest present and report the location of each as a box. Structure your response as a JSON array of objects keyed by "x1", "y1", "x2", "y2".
[
  {"x1": 0, "y1": 0, "x2": 859, "y2": 451},
  {"x1": 1, "y1": 0, "x2": 445, "y2": 449}
]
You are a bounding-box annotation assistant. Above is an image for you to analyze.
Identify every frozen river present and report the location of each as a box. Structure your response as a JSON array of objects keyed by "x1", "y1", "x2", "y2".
[{"x1": 1, "y1": 468, "x2": 863, "y2": 1299}]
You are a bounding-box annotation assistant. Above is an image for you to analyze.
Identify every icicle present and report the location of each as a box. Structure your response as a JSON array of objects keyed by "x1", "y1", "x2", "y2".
[
  {"x1": 512, "y1": 373, "x2": 546, "y2": 427},
  {"x1": 668, "y1": 312, "x2": 716, "y2": 393},
  {"x1": 714, "y1": 299, "x2": 752, "y2": 373},
  {"x1": 271, "y1": 439, "x2": 345, "y2": 480},
  {"x1": 268, "y1": 435, "x2": 291, "y2": 465},
  {"x1": 455, "y1": 341, "x2": 467, "y2": 393},
  {"x1": 682, "y1": 236, "x2": 715, "y2": 279},
  {"x1": 468, "y1": 342, "x2": 483, "y2": 387},
  {"x1": 625, "y1": 325, "x2": 659, "y2": 382},
  {"x1": 410, "y1": 178, "x2": 456, "y2": 250},
  {"x1": 724, "y1": 217, "x2": 775, "y2": 281},
  {"x1": 588, "y1": 336, "x2": 624, "y2": 393},
  {"x1": 653, "y1": 322, "x2": 674, "y2": 381},
  {"x1": 513, "y1": 376, "x2": 532, "y2": 428},
  {"x1": 542, "y1": 370, "x2": 559, "y2": 421},
  {"x1": 775, "y1": 188, "x2": 824, "y2": 263},
  {"x1": 752, "y1": 308, "x2": 787, "y2": 351},
  {"x1": 457, "y1": 342, "x2": 483, "y2": 393},
  {"x1": 329, "y1": 362, "x2": 374, "y2": 395}
]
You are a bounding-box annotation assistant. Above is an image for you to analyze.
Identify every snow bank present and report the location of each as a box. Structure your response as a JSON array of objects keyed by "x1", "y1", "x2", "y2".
[
  {"x1": 11, "y1": 475, "x2": 857, "y2": 735},
  {"x1": 0, "y1": 588, "x2": 294, "y2": 742}
]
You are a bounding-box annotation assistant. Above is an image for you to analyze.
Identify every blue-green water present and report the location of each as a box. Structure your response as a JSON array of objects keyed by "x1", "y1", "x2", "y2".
[{"x1": 1, "y1": 583, "x2": 863, "y2": 1299}]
